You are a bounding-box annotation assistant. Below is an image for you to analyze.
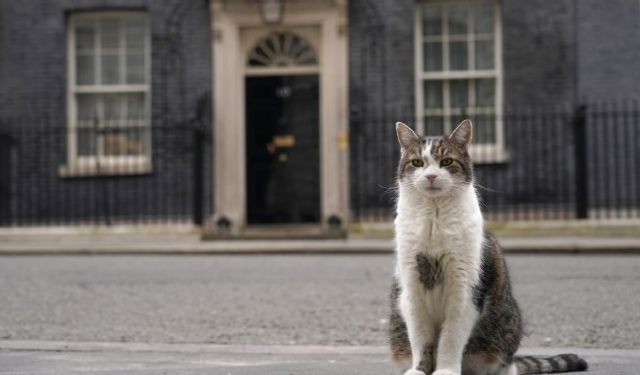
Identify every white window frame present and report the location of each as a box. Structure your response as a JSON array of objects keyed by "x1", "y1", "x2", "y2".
[
  {"x1": 60, "y1": 11, "x2": 152, "y2": 177},
  {"x1": 415, "y1": 0, "x2": 507, "y2": 163}
]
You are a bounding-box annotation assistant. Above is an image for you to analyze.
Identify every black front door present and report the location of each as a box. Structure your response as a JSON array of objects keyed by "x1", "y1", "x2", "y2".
[{"x1": 245, "y1": 75, "x2": 320, "y2": 224}]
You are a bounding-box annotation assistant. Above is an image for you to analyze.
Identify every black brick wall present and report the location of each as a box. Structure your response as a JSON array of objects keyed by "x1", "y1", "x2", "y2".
[
  {"x1": 348, "y1": 0, "x2": 416, "y2": 217},
  {"x1": 502, "y1": 0, "x2": 577, "y2": 106},
  {"x1": 577, "y1": 0, "x2": 640, "y2": 101}
]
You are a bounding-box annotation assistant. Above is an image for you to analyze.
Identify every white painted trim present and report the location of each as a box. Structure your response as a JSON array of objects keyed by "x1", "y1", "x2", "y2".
[
  {"x1": 209, "y1": 0, "x2": 350, "y2": 235},
  {"x1": 415, "y1": 0, "x2": 506, "y2": 162},
  {"x1": 64, "y1": 12, "x2": 152, "y2": 175},
  {"x1": 493, "y1": 0, "x2": 505, "y2": 162},
  {"x1": 212, "y1": 4, "x2": 244, "y2": 229},
  {"x1": 245, "y1": 66, "x2": 320, "y2": 76},
  {"x1": 58, "y1": 158, "x2": 152, "y2": 177},
  {"x1": 419, "y1": 70, "x2": 499, "y2": 80},
  {"x1": 67, "y1": 15, "x2": 78, "y2": 163},
  {"x1": 73, "y1": 85, "x2": 149, "y2": 93},
  {"x1": 415, "y1": 8, "x2": 425, "y2": 134}
]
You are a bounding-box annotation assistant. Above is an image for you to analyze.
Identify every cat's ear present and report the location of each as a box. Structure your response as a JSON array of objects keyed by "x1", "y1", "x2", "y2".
[
  {"x1": 449, "y1": 119, "x2": 473, "y2": 150},
  {"x1": 395, "y1": 122, "x2": 419, "y2": 149}
]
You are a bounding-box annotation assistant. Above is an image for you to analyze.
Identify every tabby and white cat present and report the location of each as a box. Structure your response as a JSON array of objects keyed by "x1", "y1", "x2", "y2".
[{"x1": 389, "y1": 120, "x2": 587, "y2": 375}]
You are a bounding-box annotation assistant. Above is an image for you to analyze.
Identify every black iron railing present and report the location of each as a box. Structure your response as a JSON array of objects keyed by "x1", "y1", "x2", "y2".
[
  {"x1": 0, "y1": 122, "x2": 208, "y2": 227},
  {"x1": 350, "y1": 104, "x2": 640, "y2": 222},
  {"x1": 2, "y1": 103, "x2": 639, "y2": 227}
]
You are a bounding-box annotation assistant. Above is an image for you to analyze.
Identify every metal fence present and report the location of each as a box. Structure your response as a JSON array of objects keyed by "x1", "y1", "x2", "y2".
[
  {"x1": 0, "y1": 121, "x2": 208, "y2": 227},
  {"x1": 2, "y1": 103, "x2": 639, "y2": 227},
  {"x1": 351, "y1": 103, "x2": 640, "y2": 222}
]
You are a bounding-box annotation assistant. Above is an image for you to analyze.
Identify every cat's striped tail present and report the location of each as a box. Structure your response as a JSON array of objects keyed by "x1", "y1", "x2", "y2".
[{"x1": 515, "y1": 353, "x2": 587, "y2": 374}]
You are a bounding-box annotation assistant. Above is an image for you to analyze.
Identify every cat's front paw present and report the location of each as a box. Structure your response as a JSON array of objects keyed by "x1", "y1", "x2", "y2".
[
  {"x1": 431, "y1": 370, "x2": 458, "y2": 375},
  {"x1": 403, "y1": 370, "x2": 426, "y2": 375}
]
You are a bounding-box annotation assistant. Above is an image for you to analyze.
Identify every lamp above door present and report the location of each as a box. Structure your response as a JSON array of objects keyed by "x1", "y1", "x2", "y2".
[{"x1": 259, "y1": 0, "x2": 285, "y2": 24}]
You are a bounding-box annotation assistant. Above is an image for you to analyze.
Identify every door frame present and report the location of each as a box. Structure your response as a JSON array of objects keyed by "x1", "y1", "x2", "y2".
[{"x1": 208, "y1": 0, "x2": 349, "y2": 236}]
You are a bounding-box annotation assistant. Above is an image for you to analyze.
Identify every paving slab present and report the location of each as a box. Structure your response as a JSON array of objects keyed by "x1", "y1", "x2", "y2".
[
  {"x1": 1, "y1": 233, "x2": 640, "y2": 254},
  {"x1": 0, "y1": 341, "x2": 639, "y2": 375}
]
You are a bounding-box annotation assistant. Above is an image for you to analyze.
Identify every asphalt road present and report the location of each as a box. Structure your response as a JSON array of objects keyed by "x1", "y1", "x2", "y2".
[
  {"x1": 2, "y1": 343, "x2": 639, "y2": 375},
  {"x1": 0, "y1": 254, "x2": 639, "y2": 350}
]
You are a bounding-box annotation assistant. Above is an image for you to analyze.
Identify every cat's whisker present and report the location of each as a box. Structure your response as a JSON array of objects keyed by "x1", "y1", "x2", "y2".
[
  {"x1": 473, "y1": 184, "x2": 497, "y2": 193},
  {"x1": 472, "y1": 179, "x2": 499, "y2": 193},
  {"x1": 378, "y1": 183, "x2": 398, "y2": 192}
]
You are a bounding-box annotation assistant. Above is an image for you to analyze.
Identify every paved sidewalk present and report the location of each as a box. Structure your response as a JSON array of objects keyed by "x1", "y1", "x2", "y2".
[
  {"x1": 1, "y1": 341, "x2": 639, "y2": 374},
  {"x1": 1, "y1": 232, "x2": 640, "y2": 254}
]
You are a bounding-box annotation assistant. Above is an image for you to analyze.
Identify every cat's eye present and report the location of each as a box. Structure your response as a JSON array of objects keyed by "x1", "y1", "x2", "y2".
[
  {"x1": 411, "y1": 159, "x2": 424, "y2": 167},
  {"x1": 440, "y1": 158, "x2": 453, "y2": 167}
]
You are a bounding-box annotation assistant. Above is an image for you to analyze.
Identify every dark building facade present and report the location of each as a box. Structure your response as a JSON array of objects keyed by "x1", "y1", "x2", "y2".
[
  {"x1": 0, "y1": 0, "x2": 213, "y2": 225},
  {"x1": 1, "y1": 0, "x2": 639, "y2": 233},
  {"x1": 349, "y1": 0, "x2": 640, "y2": 222}
]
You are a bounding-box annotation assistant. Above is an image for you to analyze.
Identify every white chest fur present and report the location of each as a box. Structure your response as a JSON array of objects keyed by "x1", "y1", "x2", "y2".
[{"x1": 394, "y1": 184, "x2": 484, "y2": 318}]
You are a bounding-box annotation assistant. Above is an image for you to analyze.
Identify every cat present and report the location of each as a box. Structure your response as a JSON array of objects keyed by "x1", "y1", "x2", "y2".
[{"x1": 389, "y1": 120, "x2": 588, "y2": 375}]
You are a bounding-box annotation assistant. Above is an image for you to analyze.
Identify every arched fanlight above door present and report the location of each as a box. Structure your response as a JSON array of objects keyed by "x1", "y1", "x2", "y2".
[{"x1": 247, "y1": 31, "x2": 318, "y2": 67}]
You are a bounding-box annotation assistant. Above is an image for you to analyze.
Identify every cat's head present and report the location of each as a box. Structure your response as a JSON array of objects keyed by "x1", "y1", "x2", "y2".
[{"x1": 395, "y1": 120, "x2": 473, "y2": 198}]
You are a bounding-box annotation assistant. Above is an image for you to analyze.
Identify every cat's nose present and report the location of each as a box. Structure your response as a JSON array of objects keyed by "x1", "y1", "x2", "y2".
[{"x1": 426, "y1": 174, "x2": 437, "y2": 184}]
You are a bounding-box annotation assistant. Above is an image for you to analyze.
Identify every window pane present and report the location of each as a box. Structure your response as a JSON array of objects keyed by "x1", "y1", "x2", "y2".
[
  {"x1": 76, "y1": 55, "x2": 95, "y2": 85},
  {"x1": 424, "y1": 80, "x2": 443, "y2": 109},
  {"x1": 77, "y1": 127, "x2": 97, "y2": 156},
  {"x1": 126, "y1": 93, "x2": 146, "y2": 120},
  {"x1": 103, "y1": 94, "x2": 125, "y2": 122},
  {"x1": 126, "y1": 53, "x2": 145, "y2": 84},
  {"x1": 103, "y1": 127, "x2": 147, "y2": 156},
  {"x1": 476, "y1": 78, "x2": 495, "y2": 107},
  {"x1": 473, "y1": 1, "x2": 494, "y2": 35},
  {"x1": 76, "y1": 93, "x2": 98, "y2": 157},
  {"x1": 123, "y1": 127, "x2": 147, "y2": 155},
  {"x1": 75, "y1": 19, "x2": 96, "y2": 52},
  {"x1": 449, "y1": 42, "x2": 468, "y2": 70},
  {"x1": 125, "y1": 19, "x2": 146, "y2": 50},
  {"x1": 425, "y1": 116, "x2": 444, "y2": 136},
  {"x1": 447, "y1": 3, "x2": 468, "y2": 36},
  {"x1": 475, "y1": 40, "x2": 494, "y2": 69},
  {"x1": 424, "y1": 42, "x2": 443, "y2": 71},
  {"x1": 449, "y1": 80, "x2": 468, "y2": 112},
  {"x1": 474, "y1": 114, "x2": 496, "y2": 144},
  {"x1": 101, "y1": 54, "x2": 120, "y2": 84},
  {"x1": 423, "y1": 5, "x2": 442, "y2": 37},
  {"x1": 76, "y1": 94, "x2": 98, "y2": 122},
  {"x1": 103, "y1": 130, "x2": 125, "y2": 156},
  {"x1": 100, "y1": 18, "x2": 120, "y2": 50}
]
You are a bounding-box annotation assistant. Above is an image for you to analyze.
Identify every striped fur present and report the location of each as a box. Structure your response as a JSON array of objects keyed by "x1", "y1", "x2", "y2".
[{"x1": 515, "y1": 354, "x2": 588, "y2": 374}]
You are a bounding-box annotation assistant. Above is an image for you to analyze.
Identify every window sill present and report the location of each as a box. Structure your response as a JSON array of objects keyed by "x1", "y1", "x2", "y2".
[
  {"x1": 470, "y1": 146, "x2": 509, "y2": 164},
  {"x1": 58, "y1": 160, "x2": 152, "y2": 178}
]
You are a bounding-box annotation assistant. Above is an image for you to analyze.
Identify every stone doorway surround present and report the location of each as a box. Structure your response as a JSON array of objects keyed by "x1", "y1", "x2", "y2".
[{"x1": 207, "y1": 0, "x2": 349, "y2": 238}]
